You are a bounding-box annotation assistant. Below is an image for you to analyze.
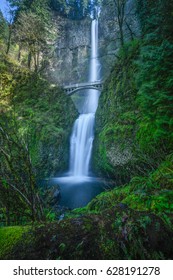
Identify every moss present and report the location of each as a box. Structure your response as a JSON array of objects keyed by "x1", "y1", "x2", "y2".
[
  {"x1": 0, "y1": 226, "x2": 29, "y2": 259},
  {"x1": 59, "y1": 158, "x2": 173, "y2": 259},
  {"x1": 71, "y1": 156, "x2": 173, "y2": 230},
  {"x1": 151, "y1": 154, "x2": 173, "y2": 190},
  {"x1": 93, "y1": 41, "x2": 141, "y2": 182},
  {"x1": 0, "y1": 194, "x2": 173, "y2": 260},
  {"x1": 0, "y1": 54, "x2": 77, "y2": 179},
  {"x1": 0, "y1": 212, "x2": 168, "y2": 260}
]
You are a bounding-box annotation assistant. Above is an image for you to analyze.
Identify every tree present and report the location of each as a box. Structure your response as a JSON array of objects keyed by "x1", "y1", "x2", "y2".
[
  {"x1": 0, "y1": 10, "x2": 9, "y2": 42},
  {"x1": 13, "y1": 11, "x2": 49, "y2": 70},
  {"x1": 6, "y1": 0, "x2": 34, "y2": 13},
  {"x1": 113, "y1": 0, "x2": 127, "y2": 46},
  {"x1": 50, "y1": 0, "x2": 90, "y2": 19},
  {"x1": 0, "y1": 120, "x2": 44, "y2": 224},
  {"x1": 0, "y1": 10, "x2": 9, "y2": 54},
  {"x1": 136, "y1": 0, "x2": 173, "y2": 150},
  {"x1": 7, "y1": 0, "x2": 55, "y2": 71},
  {"x1": 0, "y1": 8, "x2": 14, "y2": 55},
  {"x1": 105, "y1": 0, "x2": 138, "y2": 46}
]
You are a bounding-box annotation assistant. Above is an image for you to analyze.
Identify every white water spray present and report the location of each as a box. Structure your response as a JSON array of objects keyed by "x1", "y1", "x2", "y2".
[{"x1": 69, "y1": 18, "x2": 100, "y2": 178}]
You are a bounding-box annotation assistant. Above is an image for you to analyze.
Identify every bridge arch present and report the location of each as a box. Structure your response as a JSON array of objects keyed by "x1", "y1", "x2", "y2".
[{"x1": 63, "y1": 81, "x2": 103, "y2": 96}]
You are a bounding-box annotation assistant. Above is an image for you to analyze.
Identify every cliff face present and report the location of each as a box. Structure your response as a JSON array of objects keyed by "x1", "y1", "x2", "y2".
[
  {"x1": 48, "y1": 16, "x2": 91, "y2": 85},
  {"x1": 92, "y1": 39, "x2": 141, "y2": 184},
  {"x1": 46, "y1": 0, "x2": 140, "y2": 180},
  {"x1": 47, "y1": 0, "x2": 139, "y2": 85},
  {"x1": 95, "y1": 1, "x2": 140, "y2": 182},
  {"x1": 47, "y1": 5, "x2": 116, "y2": 84}
]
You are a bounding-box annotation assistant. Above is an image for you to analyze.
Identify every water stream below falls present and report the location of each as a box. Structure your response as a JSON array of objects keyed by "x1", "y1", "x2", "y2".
[{"x1": 50, "y1": 18, "x2": 106, "y2": 209}]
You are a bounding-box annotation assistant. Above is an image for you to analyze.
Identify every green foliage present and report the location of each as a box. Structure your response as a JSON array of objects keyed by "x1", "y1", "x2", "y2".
[
  {"x1": 0, "y1": 10, "x2": 9, "y2": 43},
  {"x1": 88, "y1": 155, "x2": 173, "y2": 227},
  {"x1": 0, "y1": 156, "x2": 173, "y2": 260},
  {"x1": 0, "y1": 118, "x2": 45, "y2": 224},
  {"x1": 94, "y1": 39, "x2": 140, "y2": 181},
  {"x1": 0, "y1": 54, "x2": 77, "y2": 178},
  {"x1": 6, "y1": 0, "x2": 54, "y2": 71},
  {"x1": 1, "y1": 205, "x2": 172, "y2": 260},
  {"x1": 12, "y1": 76, "x2": 77, "y2": 178},
  {"x1": 136, "y1": 40, "x2": 173, "y2": 149},
  {"x1": 135, "y1": 0, "x2": 173, "y2": 150},
  {"x1": 0, "y1": 226, "x2": 29, "y2": 259},
  {"x1": 7, "y1": 0, "x2": 50, "y2": 18},
  {"x1": 94, "y1": 1, "x2": 173, "y2": 182},
  {"x1": 14, "y1": 11, "x2": 47, "y2": 53},
  {"x1": 0, "y1": 49, "x2": 77, "y2": 225},
  {"x1": 0, "y1": 0, "x2": 172, "y2": 261},
  {"x1": 50, "y1": 0, "x2": 100, "y2": 19}
]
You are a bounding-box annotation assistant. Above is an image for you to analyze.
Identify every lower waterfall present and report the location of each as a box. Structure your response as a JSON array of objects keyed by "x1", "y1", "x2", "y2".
[{"x1": 50, "y1": 16, "x2": 105, "y2": 209}]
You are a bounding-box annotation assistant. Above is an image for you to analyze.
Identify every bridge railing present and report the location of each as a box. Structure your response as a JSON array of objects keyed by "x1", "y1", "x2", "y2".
[{"x1": 63, "y1": 80, "x2": 103, "y2": 90}]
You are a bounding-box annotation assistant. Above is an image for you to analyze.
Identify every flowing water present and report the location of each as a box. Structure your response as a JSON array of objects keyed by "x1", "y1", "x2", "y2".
[
  {"x1": 50, "y1": 17, "x2": 107, "y2": 209},
  {"x1": 69, "y1": 19, "x2": 100, "y2": 178}
]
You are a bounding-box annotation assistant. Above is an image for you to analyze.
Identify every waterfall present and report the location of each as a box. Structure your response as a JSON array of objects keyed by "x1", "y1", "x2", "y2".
[{"x1": 69, "y1": 18, "x2": 100, "y2": 178}]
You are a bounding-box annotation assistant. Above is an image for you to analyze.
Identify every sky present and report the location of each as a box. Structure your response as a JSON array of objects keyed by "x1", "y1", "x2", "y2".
[
  {"x1": 0, "y1": 0, "x2": 10, "y2": 20},
  {"x1": 0, "y1": 0, "x2": 17, "y2": 21}
]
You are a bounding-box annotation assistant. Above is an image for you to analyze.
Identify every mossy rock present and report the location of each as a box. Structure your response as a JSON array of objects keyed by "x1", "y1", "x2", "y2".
[
  {"x1": 1, "y1": 206, "x2": 173, "y2": 260},
  {"x1": 0, "y1": 226, "x2": 29, "y2": 259}
]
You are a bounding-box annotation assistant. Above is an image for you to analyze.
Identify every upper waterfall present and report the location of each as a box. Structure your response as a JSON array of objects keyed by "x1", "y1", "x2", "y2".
[{"x1": 68, "y1": 17, "x2": 101, "y2": 179}]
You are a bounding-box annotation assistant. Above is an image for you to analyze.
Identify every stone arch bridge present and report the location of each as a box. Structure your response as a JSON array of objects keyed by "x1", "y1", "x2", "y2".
[{"x1": 63, "y1": 80, "x2": 103, "y2": 95}]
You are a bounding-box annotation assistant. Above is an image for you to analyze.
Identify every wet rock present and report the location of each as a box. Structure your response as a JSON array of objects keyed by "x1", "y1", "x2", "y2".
[{"x1": 46, "y1": 0, "x2": 140, "y2": 85}]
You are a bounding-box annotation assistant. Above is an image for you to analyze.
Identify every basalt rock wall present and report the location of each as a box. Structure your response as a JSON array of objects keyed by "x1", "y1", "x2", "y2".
[{"x1": 47, "y1": 0, "x2": 139, "y2": 85}]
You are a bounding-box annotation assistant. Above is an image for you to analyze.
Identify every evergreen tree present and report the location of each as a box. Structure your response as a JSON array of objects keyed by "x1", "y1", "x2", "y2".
[
  {"x1": 136, "y1": 0, "x2": 173, "y2": 150},
  {"x1": 0, "y1": 10, "x2": 9, "y2": 43}
]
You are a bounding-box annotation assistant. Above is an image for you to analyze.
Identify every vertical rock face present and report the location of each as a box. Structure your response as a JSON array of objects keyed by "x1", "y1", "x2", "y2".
[
  {"x1": 45, "y1": 7, "x2": 113, "y2": 84},
  {"x1": 99, "y1": 0, "x2": 140, "y2": 77},
  {"x1": 48, "y1": 11, "x2": 116, "y2": 85},
  {"x1": 47, "y1": 0, "x2": 139, "y2": 86},
  {"x1": 45, "y1": 1, "x2": 140, "y2": 179},
  {"x1": 48, "y1": 15, "x2": 91, "y2": 85},
  {"x1": 98, "y1": 2, "x2": 119, "y2": 80}
]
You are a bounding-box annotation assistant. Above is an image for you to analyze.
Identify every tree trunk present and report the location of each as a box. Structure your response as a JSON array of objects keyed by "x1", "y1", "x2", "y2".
[
  {"x1": 28, "y1": 52, "x2": 32, "y2": 69},
  {"x1": 33, "y1": 53, "x2": 37, "y2": 72},
  {"x1": 6, "y1": 188, "x2": 10, "y2": 226},
  {"x1": 6, "y1": 25, "x2": 11, "y2": 55},
  {"x1": 119, "y1": 23, "x2": 124, "y2": 46},
  {"x1": 18, "y1": 45, "x2": 22, "y2": 62}
]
